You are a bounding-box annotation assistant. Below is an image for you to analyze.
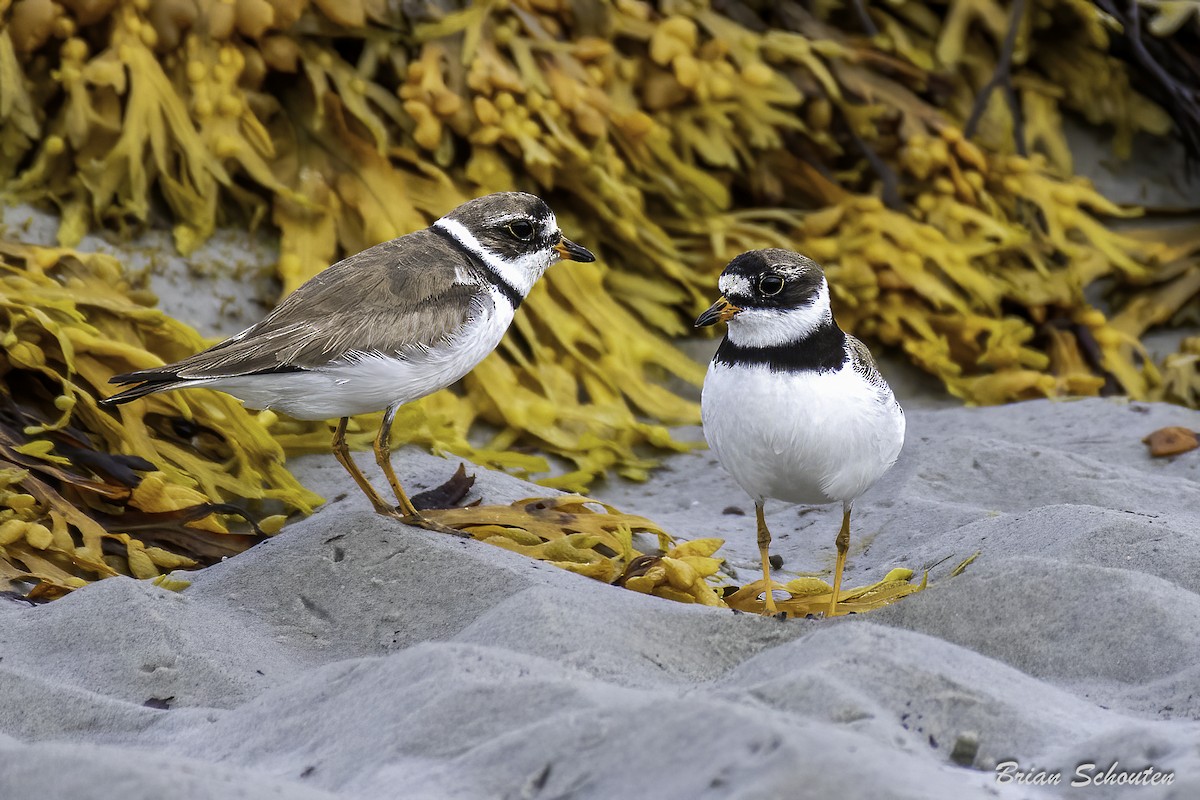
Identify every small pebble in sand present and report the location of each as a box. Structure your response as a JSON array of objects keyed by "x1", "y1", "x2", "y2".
[{"x1": 949, "y1": 732, "x2": 980, "y2": 767}]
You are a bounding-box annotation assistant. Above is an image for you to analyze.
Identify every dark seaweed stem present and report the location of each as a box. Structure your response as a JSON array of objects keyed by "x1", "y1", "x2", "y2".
[
  {"x1": 847, "y1": 121, "x2": 904, "y2": 210},
  {"x1": 963, "y1": 0, "x2": 1028, "y2": 156},
  {"x1": 849, "y1": 0, "x2": 880, "y2": 38},
  {"x1": 1095, "y1": 0, "x2": 1200, "y2": 161},
  {"x1": 1124, "y1": 0, "x2": 1181, "y2": 91},
  {"x1": 1001, "y1": 72, "x2": 1027, "y2": 157}
]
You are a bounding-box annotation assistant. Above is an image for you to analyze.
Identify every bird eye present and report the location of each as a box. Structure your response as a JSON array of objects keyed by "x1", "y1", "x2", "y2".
[
  {"x1": 508, "y1": 219, "x2": 535, "y2": 241},
  {"x1": 759, "y1": 274, "x2": 785, "y2": 296}
]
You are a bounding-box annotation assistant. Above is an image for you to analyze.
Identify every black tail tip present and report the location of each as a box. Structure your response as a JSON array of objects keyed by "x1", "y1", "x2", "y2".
[{"x1": 98, "y1": 381, "x2": 165, "y2": 406}]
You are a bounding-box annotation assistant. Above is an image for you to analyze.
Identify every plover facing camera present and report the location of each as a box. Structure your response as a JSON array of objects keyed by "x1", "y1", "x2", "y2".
[
  {"x1": 103, "y1": 192, "x2": 595, "y2": 531},
  {"x1": 696, "y1": 249, "x2": 905, "y2": 616}
]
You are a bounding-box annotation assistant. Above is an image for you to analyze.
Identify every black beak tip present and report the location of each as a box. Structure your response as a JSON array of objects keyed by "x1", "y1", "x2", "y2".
[{"x1": 558, "y1": 237, "x2": 596, "y2": 263}]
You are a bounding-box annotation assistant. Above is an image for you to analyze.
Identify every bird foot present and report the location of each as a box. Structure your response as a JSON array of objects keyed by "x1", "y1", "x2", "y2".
[
  {"x1": 363, "y1": 463, "x2": 479, "y2": 537},
  {"x1": 725, "y1": 569, "x2": 926, "y2": 618},
  {"x1": 367, "y1": 504, "x2": 471, "y2": 538},
  {"x1": 399, "y1": 510, "x2": 472, "y2": 538}
]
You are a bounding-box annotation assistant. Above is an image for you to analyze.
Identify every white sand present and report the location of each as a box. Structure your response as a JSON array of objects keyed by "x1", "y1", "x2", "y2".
[{"x1": 3, "y1": 397, "x2": 1199, "y2": 799}]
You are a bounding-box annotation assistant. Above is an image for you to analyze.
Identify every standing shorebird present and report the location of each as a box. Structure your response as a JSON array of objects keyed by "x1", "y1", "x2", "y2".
[
  {"x1": 103, "y1": 192, "x2": 595, "y2": 530},
  {"x1": 695, "y1": 249, "x2": 905, "y2": 616}
]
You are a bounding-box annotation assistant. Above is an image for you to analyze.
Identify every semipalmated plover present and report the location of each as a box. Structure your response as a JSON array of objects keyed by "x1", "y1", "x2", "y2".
[
  {"x1": 103, "y1": 192, "x2": 595, "y2": 530},
  {"x1": 695, "y1": 249, "x2": 905, "y2": 616}
]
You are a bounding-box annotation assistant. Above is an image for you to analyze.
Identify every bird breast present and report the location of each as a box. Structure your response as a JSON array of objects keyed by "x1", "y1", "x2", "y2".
[{"x1": 701, "y1": 360, "x2": 905, "y2": 506}]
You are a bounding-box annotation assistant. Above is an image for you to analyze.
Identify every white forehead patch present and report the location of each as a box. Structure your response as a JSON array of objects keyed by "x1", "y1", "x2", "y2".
[
  {"x1": 727, "y1": 279, "x2": 833, "y2": 348},
  {"x1": 718, "y1": 274, "x2": 751, "y2": 297}
]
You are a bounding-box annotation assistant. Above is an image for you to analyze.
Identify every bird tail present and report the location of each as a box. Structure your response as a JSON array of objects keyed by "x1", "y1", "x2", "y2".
[{"x1": 101, "y1": 366, "x2": 193, "y2": 406}]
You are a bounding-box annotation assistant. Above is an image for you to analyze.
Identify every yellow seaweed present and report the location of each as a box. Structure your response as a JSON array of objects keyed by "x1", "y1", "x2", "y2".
[{"x1": 3, "y1": 0, "x2": 1200, "y2": 606}]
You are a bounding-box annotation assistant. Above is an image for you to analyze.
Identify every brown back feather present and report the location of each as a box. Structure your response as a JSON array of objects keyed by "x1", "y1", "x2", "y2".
[{"x1": 112, "y1": 230, "x2": 484, "y2": 385}]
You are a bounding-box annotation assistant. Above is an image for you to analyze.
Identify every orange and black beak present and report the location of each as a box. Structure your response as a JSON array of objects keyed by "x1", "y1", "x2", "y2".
[
  {"x1": 554, "y1": 236, "x2": 596, "y2": 263},
  {"x1": 694, "y1": 296, "x2": 742, "y2": 327}
]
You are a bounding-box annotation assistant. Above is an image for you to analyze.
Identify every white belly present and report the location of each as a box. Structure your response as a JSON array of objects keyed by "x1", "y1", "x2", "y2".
[
  {"x1": 701, "y1": 360, "x2": 905, "y2": 506},
  {"x1": 207, "y1": 289, "x2": 514, "y2": 420}
]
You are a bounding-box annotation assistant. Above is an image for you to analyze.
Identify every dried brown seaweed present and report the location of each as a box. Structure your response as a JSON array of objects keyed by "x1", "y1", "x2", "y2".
[{"x1": 0, "y1": 239, "x2": 317, "y2": 596}]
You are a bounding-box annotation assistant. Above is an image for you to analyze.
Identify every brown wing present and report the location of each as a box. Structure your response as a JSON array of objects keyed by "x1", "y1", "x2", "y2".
[{"x1": 114, "y1": 230, "x2": 483, "y2": 384}]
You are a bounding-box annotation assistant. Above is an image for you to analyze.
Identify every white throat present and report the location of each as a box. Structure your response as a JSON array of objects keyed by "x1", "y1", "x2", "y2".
[
  {"x1": 434, "y1": 216, "x2": 551, "y2": 298},
  {"x1": 727, "y1": 279, "x2": 833, "y2": 348}
]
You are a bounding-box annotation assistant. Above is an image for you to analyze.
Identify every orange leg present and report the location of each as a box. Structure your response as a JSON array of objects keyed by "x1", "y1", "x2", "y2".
[
  {"x1": 331, "y1": 417, "x2": 403, "y2": 519},
  {"x1": 828, "y1": 505, "x2": 851, "y2": 617},
  {"x1": 755, "y1": 502, "x2": 779, "y2": 615},
  {"x1": 370, "y1": 407, "x2": 467, "y2": 538},
  {"x1": 374, "y1": 404, "x2": 420, "y2": 518}
]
